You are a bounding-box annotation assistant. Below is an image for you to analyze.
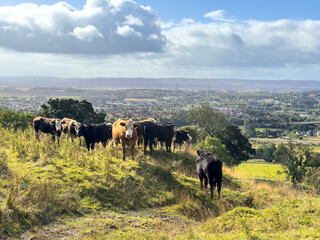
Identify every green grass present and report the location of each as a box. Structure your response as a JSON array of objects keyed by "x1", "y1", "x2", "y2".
[
  {"x1": 0, "y1": 127, "x2": 319, "y2": 239},
  {"x1": 234, "y1": 160, "x2": 286, "y2": 181}
]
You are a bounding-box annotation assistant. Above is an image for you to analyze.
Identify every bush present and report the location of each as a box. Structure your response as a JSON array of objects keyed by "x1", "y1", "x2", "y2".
[
  {"x1": 196, "y1": 136, "x2": 234, "y2": 166},
  {"x1": 0, "y1": 109, "x2": 34, "y2": 131}
]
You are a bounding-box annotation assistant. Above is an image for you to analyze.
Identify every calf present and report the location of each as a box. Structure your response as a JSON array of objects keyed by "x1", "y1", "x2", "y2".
[
  {"x1": 76, "y1": 123, "x2": 112, "y2": 151},
  {"x1": 196, "y1": 150, "x2": 222, "y2": 199},
  {"x1": 173, "y1": 129, "x2": 192, "y2": 151},
  {"x1": 144, "y1": 123, "x2": 174, "y2": 154},
  {"x1": 112, "y1": 119, "x2": 139, "y2": 160},
  {"x1": 33, "y1": 116, "x2": 62, "y2": 146}
]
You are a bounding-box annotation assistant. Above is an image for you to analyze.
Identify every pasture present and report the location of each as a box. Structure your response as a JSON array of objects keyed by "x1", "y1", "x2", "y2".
[
  {"x1": 0, "y1": 127, "x2": 319, "y2": 239},
  {"x1": 234, "y1": 160, "x2": 286, "y2": 181}
]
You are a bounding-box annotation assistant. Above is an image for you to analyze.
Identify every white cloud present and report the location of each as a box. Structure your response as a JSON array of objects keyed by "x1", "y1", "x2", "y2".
[
  {"x1": 71, "y1": 25, "x2": 103, "y2": 41},
  {"x1": 117, "y1": 25, "x2": 142, "y2": 38},
  {"x1": 0, "y1": 0, "x2": 165, "y2": 54},
  {"x1": 204, "y1": 10, "x2": 234, "y2": 22},
  {"x1": 163, "y1": 18, "x2": 320, "y2": 69},
  {"x1": 124, "y1": 15, "x2": 144, "y2": 26},
  {"x1": 1, "y1": 2, "x2": 320, "y2": 80}
]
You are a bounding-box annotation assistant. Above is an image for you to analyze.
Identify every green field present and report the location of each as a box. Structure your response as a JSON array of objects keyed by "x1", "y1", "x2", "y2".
[{"x1": 234, "y1": 160, "x2": 286, "y2": 181}]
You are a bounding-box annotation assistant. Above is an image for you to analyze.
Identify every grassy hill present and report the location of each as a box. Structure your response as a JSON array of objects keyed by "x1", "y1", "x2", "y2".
[{"x1": 0, "y1": 128, "x2": 319, "y2": 239}]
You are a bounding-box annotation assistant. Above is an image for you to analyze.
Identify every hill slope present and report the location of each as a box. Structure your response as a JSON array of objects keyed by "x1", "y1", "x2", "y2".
[{"x1": 0, "y1": 127, "x2": 319, "y2": 239}]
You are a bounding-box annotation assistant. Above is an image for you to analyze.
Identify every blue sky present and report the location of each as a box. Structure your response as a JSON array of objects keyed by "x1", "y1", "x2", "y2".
[{"x1": 0, "y1": 0, "x2": 320, "y2": 80}]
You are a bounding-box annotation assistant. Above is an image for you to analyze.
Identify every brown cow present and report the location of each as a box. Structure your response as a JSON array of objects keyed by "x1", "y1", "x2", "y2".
[
  {"x1": 33, "y1": 116, "x2": 62, "y2": 146},
  {"x1": 61, "y1": 117, "x2": 79, "y2": 143},
  {"x1": 112, "y1": 119, "x2": 139, "y2": 161}
]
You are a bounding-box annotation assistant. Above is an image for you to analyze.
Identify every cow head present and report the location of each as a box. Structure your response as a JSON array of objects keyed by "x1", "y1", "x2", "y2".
[
  {"x1": 197, "y1": 150, "x2": 204, "y2": 156},
  {"x1": 120, "y1": 120, "x2": 139, "y2": 138},
  {"x1": 55, "y1": 119, "x2": 62, "y2": 132},
  {"x1": 75, "y1": 122, "x2": 86, "y2": 137}
]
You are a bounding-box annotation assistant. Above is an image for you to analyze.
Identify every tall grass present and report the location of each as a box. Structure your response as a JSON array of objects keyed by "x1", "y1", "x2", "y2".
[{"x1": 0, "y1": 127, "x2": 318, "y2": 239}]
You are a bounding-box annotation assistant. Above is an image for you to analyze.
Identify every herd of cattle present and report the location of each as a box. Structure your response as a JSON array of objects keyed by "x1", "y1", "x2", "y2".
[
  {"x1": 33, "y1": 116, "x2": 223, "y2": 199},
  {"x1": 33, "y1": 117, "x2": 192, "y2": 160}
]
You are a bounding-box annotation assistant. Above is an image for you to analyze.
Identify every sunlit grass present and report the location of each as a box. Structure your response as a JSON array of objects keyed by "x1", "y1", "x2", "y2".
[{"x1": 0, "y1": 127, "x2": 319, "y2": 239}]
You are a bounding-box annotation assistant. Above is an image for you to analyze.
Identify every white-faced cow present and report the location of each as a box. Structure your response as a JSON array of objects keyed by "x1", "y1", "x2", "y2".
[
  {"x1": 61, "y1": 117, "x2": 79, "y2": 143},
  {"x1": 173, "y1": 129, "x2": 192, "y2": 151},
  {"x1": 196, "y1": 150, "x2": 222, "y2": 199},
  {"x1": 75, "y1": 122, "x2": 112, "y2": 151},
  {"x1": 33, "y1": 116, "x2": 62, "y2": 146},
  {"x1": 112, "y1": 119, "x2": 139, "y2": 161}
]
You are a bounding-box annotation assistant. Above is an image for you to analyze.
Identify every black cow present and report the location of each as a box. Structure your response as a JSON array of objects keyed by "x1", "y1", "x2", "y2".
[
  {"x1": 76, "y1": 123, "x2": 112, "y2": 151},
  {"x1": 173, "y1": 129, "x2": 192, "y2": 151},
  {"x1": 144, "y1": 123, "x2": 174, "y2": 154},
  {"x1": 136, "y1": 118, "x2": 157, "y2": 147},
  {"x1": 196, "y1": 150, "x2": 222, "y2": 199},
  {"x1": 33, "y1": 116, "x2": 62, "y2": 146}
]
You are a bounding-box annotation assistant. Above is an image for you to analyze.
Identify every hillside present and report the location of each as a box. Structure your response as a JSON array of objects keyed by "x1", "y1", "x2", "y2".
[{"x1": 0, "y1": 128, "x2": 319, "y2": 239}]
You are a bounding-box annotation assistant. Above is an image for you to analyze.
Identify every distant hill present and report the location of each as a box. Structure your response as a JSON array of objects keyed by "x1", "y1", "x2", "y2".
[{"x1": 1, "y1": 76, "x2": 320, "y2": 91}]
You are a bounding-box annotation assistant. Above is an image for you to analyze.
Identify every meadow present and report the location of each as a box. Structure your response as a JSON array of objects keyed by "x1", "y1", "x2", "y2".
[{"x1": 0, "y1": 127, "x2": 319, "y2": 239}]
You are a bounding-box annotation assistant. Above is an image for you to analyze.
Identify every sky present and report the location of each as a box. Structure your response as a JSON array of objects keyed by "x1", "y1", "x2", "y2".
[{"x1": 0, "y1": 0, "x2": 320, "y2": 80}]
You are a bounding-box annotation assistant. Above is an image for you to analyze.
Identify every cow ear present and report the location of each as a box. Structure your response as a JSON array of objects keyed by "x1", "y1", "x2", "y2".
[
  {"x1": 197, "y1": 150, "x2": 201, "y2": 156},
  {"x1": 133, "y1": 122, "x2": 139, "y2": 128},
  {"x1": 120, "y1": 122, "x2": 126, "y2": 126}
]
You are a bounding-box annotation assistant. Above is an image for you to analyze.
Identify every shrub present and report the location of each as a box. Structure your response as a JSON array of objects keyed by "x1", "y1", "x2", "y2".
[{"x1": 196, "y1": 136, "x2": 234, "y2": 166}]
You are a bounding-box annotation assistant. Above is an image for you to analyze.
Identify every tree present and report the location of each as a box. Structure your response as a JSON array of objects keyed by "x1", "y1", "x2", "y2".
[
  {"x1": 274, "y1": 143, "x2": 288, "y2": 163},
  {"x1": 41, "y1": 98, "x2": 106, "y2": 124},
  {"x1": 279, "y1": 138, "x2": 313, "y2": 184},
  {"x1": 255, "y1": 143, "x2": 276, "y2": 162},
  {"x1": 197, "y1": 137, "x2": 234, "y2": 166},
  {"x1": 217, "y1": 125, "x2": 255, "y2": 166},
  {"x1": 188, "y1": 104, "x2": 228, "y2": 137},
  {"x1": 0, "y1": 109, "x2": 34, "y2": 130},
  {"x1": 244, "y1": 119, "x2": 256, "y2": 137}
]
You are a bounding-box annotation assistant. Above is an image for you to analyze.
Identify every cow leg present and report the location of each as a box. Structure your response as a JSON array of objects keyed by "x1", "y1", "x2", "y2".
[
  {"x1": 122, "y1": 141, "x2": 126, "y2": 161},
  {"x1": 149, "y1": 140, "x2": 154, "y2": 154},
  {"x1": 217, "y1": 179, "x2": 222, "y2": 199},
  {"x1": 35, "y1": 130, "x2": 40, "y2": 141},
  {"x1": 167, "y1": 141, "x2": 171, "y2": 152},
  {"x1": 91, "y1": 142, "x2": 95, "y2": 150},
  {"x1": 115, "y1": 143, "x2": 118, "y2": 155},
  {"x1": 57, "y1": 137, "x2": 60, "y2": 147},
  {"x1": 144, "y1": 139, "x2": 148, "y2": 154},
  {"x1": 204, "y1": 177, "x2": 208, "y2": 190},
  {"x1": 210, "y1": 178, "x2": 217, "y2": 199},
  {"x1": 86, "y1": 140, "x2": 90, "y2": 151},
  {"x1": 173, "y1": 141, "x2": 176, "y2": 151},
  {"x1": 199, "y1": 176, "x2": 204, "y2": 189},
  {"x1": 131, "y1": 143, "x2": 135, "y2": 160}
]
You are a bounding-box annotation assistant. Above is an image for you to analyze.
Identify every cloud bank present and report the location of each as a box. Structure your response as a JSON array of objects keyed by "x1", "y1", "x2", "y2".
[
  {"x1": 0, "y1": 1, "x2": 320, "y2": 80},
  {"x1": 0, "y1": 0, "x2": 165, "y2": 54},
  {"x1": 164, "y1": 18, "x2": 320, "y2": 68}
]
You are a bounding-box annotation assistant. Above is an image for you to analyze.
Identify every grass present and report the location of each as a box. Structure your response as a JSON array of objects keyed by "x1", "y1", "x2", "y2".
[
  {"x1": 234, "y1": 160, "x2": 286, "y2": 181},
  {"x1": 0, "y1": 127, "x2": 319, "y2": 239}
]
